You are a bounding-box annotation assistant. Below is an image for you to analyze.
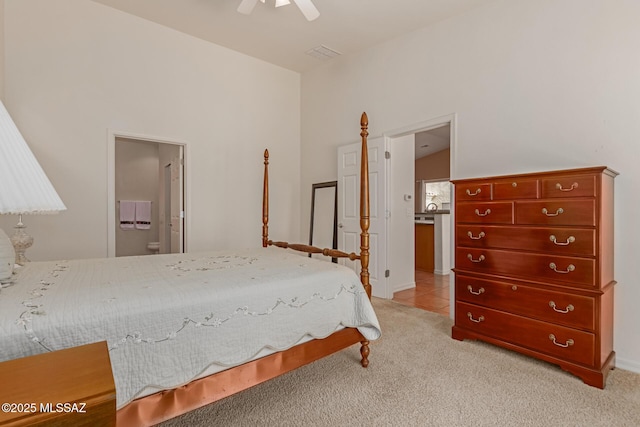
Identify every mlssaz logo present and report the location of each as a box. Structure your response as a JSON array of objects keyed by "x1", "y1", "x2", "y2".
[{"x1": 40, "y1": 402, "x2": 87, "y2": 413}]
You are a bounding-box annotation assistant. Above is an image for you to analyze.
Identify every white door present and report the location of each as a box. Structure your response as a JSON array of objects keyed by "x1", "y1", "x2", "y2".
[
  {"x1": 169, "y1": 150, "x2": 184, "y2": 253},
  {"x1": 337, "y1": 137, "x2": 389, "y2": 298}
]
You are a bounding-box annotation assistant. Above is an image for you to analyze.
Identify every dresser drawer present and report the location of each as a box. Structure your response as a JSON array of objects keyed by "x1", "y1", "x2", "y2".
[
  {"x1": 492, "y1": 179, "x2": 539, "y2": 200},
  {"x1": 456, "y1": 225, "x2": 596, "y2": 256},
  {"x1": 456, "y1": 301, "x2": 596, "y2": 366},
  {"x1": 455, "y1": 183, "x2": 492, "y2": 201},
  {"x1": 541, "y1": 175, "x2": 596, "y2": 198},
  {"x1": 455, "y1": 248, "x2": 596, "y2": 287},
  {"x1": 455, "y1": 275, "x2": 596, "y2": 330},
  {"x1": 515, "y1": 200, "x2": 595, "y2": 226},
  {"x1": 455, "y1": 202, "x2": 513, "y2": 224}
]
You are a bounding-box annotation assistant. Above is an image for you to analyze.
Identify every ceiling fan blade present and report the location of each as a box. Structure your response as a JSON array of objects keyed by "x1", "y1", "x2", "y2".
[
  {"x1": 292, "y1": 0, "x2": 320, "y2": 21},
  {"x1": 237, "y1": 0, "x2": 260, "y2": 15}
]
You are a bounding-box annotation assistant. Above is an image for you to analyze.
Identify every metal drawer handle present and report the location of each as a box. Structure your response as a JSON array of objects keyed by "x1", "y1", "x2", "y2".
[
  {"x1": 467, "y1": 231, "x2": 486, "y2": 240},
  {"x1": 556, "y1": 182, "x2": 579, "y2": 192},
  {"x1": 549, "y1": 262, "x2": 575, "y2": 274},
  {"x1": 467, "y1": 312, "x2": 485, "y2": 323},
  {"x1": 474, "y1": 209, "x2": 491, "y2": 217},
  {"x1": 549, "y1": 235, "x2": 575, "y2": 246},
  {"x1": 549, "y1": 334, "x2": 574, "y2": 348},
  {"x1": 467, "y1": 285, "x2": 485, "y2": 295},
  {"x1": 542, "y1": 207, "x2": 564, "y2": 216},
  {"x1": 549, "y1": 301, "x2": 575, "y2": 314},
  {"x1": 467, "y1": 254, "x2": 485, "y2": 263},
  {"x1": 466, "y1": 188, "x2": 481, "y2": 196}
]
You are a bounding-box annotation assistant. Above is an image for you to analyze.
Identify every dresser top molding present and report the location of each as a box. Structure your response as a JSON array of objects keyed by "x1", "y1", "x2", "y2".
[{"x1": 452, "y1": 166, "x2": 619, "y2": 185}]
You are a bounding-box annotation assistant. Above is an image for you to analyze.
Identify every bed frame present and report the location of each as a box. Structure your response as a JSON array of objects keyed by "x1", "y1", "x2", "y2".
[{"x1": 116, "y1": 112, "x2": 373, "y2": 426}]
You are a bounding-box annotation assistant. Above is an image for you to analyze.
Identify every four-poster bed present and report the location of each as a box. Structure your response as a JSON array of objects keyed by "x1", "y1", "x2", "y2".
[
  {"x1": 0, "y1": 113, "x2": 378, "y2": 427},
  {"x1": 116, "y1": 112, "x2": 376, "y2": 425}
]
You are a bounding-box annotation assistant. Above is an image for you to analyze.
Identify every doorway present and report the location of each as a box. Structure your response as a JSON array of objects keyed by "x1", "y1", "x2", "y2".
[
  {"x1": 414, "y1": 125, "x2": 451, "y2": 275},
  {"x1": 107, "y1": 131, "x2": 187, "y2": 257},
  {"x1": 384, "y1": 114, "x2": 456, "y2": 317},
  {"x1": 399, "y1": 125, "x2": 451, "y2": 314}
]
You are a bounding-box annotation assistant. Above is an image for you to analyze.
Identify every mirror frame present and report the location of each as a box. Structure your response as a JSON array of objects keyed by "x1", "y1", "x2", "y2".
[{"x1": 308, "y1": 181, "x2": 338, "y2": 263}]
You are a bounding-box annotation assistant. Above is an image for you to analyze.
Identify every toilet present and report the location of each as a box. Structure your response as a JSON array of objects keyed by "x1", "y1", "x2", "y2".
[{"x1": 147, "y1": 242, "x2": 160, "y2": 254}]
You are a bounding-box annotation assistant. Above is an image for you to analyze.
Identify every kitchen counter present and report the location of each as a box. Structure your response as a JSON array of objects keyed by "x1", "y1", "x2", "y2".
[
  {"x1": 415, "y1": 221, "x2": 435, "y2": 271},
  {"x1": 414, "y1": 210, "x2": 449, "y2": 224},
  {"x1": 414, "y1": 211, "x2": 451, "y2": 275},
  {"x1": 416, "y1": 210, "x2": 450, "y2": 216}
]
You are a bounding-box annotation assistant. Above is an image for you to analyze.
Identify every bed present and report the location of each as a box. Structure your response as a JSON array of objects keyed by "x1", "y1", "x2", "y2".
[{"x1": 0, "y1": 113, "x2": 378, "y2": 426}]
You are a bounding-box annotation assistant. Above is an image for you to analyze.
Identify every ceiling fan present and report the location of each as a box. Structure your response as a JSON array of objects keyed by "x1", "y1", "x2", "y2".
[{"x1": 237, "y1": 0, "x2": 320, "y2": 21}]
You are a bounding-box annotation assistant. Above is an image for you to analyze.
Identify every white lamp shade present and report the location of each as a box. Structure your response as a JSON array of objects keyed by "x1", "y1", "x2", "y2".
[{"x1": 0, "y1": 101, "x2": 66, "y2": 214}]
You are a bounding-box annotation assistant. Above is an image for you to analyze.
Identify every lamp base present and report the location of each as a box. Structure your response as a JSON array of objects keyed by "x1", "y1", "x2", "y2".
[{"x1": 10, "y1": 216, "x2": 33, "y2": 266}]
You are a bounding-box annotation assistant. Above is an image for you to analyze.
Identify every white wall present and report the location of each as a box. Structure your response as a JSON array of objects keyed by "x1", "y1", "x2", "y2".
[
  {"x1": 388, "y1": 134, "x2": 415, "y2": 292},
  {"x1": 301, "y1": 0, "x2": 640, "y2": 371},
  {"x1": 0, "y1": 0, "x2": 301, "y2": 260},
  {"x1": 0, "y1": 0, "x2": 4, "y2": 100}
]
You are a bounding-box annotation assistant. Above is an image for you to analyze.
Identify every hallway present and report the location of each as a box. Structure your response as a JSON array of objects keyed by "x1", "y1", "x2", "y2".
[{"x1": 392, "y1": 271, "x2": 450, "y2": 316}]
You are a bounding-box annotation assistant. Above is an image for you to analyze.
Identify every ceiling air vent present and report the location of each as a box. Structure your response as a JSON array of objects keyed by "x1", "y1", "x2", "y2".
[{"x1": 305, "y1": 45, "x2": 341, "y2": 60}]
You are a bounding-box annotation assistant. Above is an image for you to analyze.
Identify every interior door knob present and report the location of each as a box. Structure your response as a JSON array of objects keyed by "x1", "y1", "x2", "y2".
[{"x1": 338, "y1": 223, "x2": 344, "y2": 228}]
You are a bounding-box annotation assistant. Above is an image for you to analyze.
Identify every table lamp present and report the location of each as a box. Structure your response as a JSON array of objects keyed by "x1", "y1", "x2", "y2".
[{"x1": 0, "y1": 100, "x2": 66, "y2": 267}]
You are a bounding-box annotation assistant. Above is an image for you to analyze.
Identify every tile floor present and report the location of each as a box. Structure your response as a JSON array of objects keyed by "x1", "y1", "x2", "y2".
[{"x1": 392, "y1": 270, "x2": 450, "y2": 316}]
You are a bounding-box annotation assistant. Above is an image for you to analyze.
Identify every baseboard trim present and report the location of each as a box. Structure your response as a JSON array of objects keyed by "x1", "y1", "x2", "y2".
[
  {"x1": 393, "y1": 281, "x2": 416, "y2": 294},
  {"x1": 615, "y1": 356, "x2": 640, "y2": 374}
]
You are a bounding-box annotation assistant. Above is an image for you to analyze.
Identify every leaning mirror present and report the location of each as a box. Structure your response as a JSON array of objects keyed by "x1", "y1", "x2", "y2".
[{"x1": 309, "y1": 181, "x2": 338, "y2": 262}]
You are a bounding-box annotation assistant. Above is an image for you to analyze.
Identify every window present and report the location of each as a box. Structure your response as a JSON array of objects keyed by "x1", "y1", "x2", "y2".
[{"x1": 421, "y1": 180, "x2": 451, "y2": 211}]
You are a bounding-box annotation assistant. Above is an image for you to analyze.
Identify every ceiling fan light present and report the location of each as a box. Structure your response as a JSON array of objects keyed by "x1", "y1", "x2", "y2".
[
  {"x1": 292, "y1": 0, "x2": 319, "y2": 21},
  {"x1": 275, "y1": 0, "x2": 291, "y2": 6}
]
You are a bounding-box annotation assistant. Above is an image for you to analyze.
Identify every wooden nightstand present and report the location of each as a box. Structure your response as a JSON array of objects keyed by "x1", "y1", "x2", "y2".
[{"x1": 0, "y1": 341, "x2": 116, "y2": 426}]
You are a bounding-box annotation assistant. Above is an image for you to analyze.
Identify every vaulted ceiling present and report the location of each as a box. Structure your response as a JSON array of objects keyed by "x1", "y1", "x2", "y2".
[{"x1": 91, "y1": 0, "x2": 496, "y2": 73}]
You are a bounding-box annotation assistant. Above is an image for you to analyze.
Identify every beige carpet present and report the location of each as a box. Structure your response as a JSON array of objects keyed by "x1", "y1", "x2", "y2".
[{"x1": 159, "y1": 298, "x2": 640, "y2": 426}]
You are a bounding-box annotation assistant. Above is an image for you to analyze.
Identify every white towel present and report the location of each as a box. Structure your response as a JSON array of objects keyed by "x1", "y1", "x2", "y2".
[
  {"x1": 135, "y1": 201, "x2": 152, "y2": 230},
  {"x1": 119, "y1": 201, "x2": 136, "y2": 230}
]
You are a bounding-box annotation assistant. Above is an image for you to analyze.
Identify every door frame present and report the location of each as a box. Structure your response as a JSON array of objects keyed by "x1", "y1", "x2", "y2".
[
  {"x1": 383, "y1": 113, "x2": 458, "y2": 317},
  {"x1": 107, "y1": 130, "x2": 190, "y2": 258}
]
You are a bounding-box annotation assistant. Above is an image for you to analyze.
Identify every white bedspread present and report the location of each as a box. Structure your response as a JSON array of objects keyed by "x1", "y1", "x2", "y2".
[{"x1": 0, "y1": 247, "x2": 380, "y2": 408}]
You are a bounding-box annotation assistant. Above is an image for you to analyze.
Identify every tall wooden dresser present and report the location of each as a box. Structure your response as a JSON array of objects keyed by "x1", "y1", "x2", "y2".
[{"x1": 451, "y1": 166, "x2": 617, "y2": 388}]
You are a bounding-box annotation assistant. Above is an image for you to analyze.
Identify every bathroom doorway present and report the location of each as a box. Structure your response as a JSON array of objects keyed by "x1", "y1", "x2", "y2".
[{"x1": 107, "y1": 132, "x2": 187, "y2": 257}]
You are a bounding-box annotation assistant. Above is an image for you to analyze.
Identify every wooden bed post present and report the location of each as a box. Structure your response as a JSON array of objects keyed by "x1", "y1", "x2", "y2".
[
  {"x1": 359, "y1": 112, "x2": 371, "y2": 299},
  {"x1": 262, "y1": 149, "x2": 269, "y2": 247},
  {"x1": 359, "y1": 112, "x2": 371, "y2": 368},
  {"x1": 260, "y1": 115, "x2": 371, "y2": 368}
]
